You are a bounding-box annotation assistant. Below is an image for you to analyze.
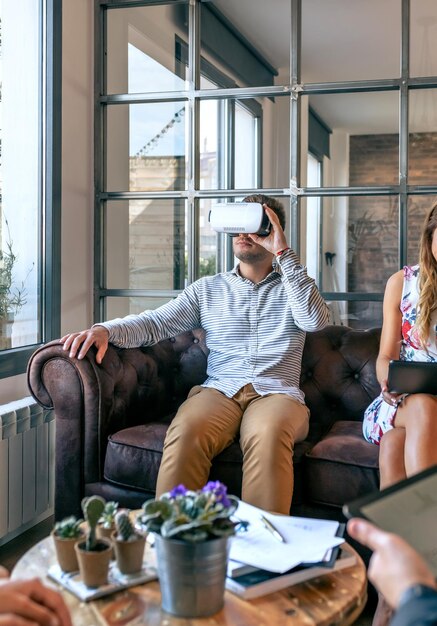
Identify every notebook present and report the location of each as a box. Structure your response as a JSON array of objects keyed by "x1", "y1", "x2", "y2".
[{"x1": 225, "y1": 546, "x2": 356, "y2": 599}]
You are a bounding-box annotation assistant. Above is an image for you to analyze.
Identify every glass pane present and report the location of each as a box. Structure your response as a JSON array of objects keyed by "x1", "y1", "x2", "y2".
[
  {"x1": 1, "y1": 0, "x2": 41, "y2": 350},
  {"x1": 302, "y1": 0, "x2": 400, "y2": 83},
  {"x1": 200, "y1": 95, "x2": 288, "y2": 190},
  {"x1": 303, "y1": 92, "x2": 399, "y2": 188},
  {"x1": 409, "y1": 89, "x2": 437, "y2": 185},
  {"x1": 235, "y1": 103, "x2": 257, "y2": 188},
  {"x1": 106, "y1": 296, "x2": 173, "y2": 320},
  {"x1": 324, "y1": 300, "x2": 383, "y2": 331},
  {"x1": 410, "y1": 0, "x2": 437, "y2": 77},
  {"x1": 407, "y1": 195, "x2": 437, "y2": 266},
  {"x1": 199, "y1": 198, "x2": 219, "y2": 277},
  {"x1": 106, "y1": 4, "x2": 188, "y2": 94},
  {"x1": 106, "y1": 200, "x2": 187, "y2": 290},
  {"x1": 301, "y1": 195, "x2": 398, "y2": 300},
  {"x1": 200, "y1": 1, "x2": 290, "y2": 89},
  {"x1": 106, "y1": 103, "x2": 187, "y2": 192}
]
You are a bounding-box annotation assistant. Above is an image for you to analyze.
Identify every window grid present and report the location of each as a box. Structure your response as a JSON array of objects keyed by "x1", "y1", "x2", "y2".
[{"x1": 95, "y1": 0, "x2": 437, "y2": 322}]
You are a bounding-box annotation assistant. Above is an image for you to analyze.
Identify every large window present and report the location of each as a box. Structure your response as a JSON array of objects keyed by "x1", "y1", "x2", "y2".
[
  {"x1": 0, "y1": 0, "x2": 61, "y2": 377},
  {"x1": 96, "y1": 0, "x2": 437, "y2": 331}
]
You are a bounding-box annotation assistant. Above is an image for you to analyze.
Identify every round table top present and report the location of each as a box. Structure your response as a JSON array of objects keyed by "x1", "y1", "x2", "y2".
[{"x1": 12, "y1": 534, "x2": 367, "y2": 626}]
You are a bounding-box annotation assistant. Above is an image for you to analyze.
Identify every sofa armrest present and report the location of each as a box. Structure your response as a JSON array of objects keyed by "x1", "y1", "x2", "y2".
[{"x1": 27, "y1": 340, "x2": 166, "y2": 518}]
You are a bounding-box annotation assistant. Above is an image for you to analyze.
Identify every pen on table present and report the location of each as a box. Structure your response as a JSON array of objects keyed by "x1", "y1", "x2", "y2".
[{"x1": 260, "y1": 514, "x2": 286, "y2": 543}]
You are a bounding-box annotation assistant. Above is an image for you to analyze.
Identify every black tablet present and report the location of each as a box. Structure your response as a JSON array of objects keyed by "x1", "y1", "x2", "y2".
[
  {"x1": 343, "y1": 465, "x2": 437, "y2": 575},
  {"x1": 387, "y1": 359, "x2": 437, "y2": 395}
]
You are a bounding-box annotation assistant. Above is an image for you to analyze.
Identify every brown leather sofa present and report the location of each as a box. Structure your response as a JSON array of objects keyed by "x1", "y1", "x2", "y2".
[{"x1": 27, "y1": 325, "x2": 381, "y2": 522}]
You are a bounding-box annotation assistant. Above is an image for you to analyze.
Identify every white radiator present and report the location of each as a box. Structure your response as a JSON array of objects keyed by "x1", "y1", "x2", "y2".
[{"x1": 0, "y1": 396, "x2": 55, "y2": 546}]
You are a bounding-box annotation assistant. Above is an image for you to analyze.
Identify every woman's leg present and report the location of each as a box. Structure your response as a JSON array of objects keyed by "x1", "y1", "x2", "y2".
[
  {"x1": 373, "y1": 424, "x2": 406, "y2": 625},
  {"x1": 372, "y1": 394, "x2": 437, "y2": 626},
  {"x1": 378, "y1": 427, "x2": 406, "y2": 489},
  {"x1": 395, "y1": 394, "x2": 437, "y2": 475}
]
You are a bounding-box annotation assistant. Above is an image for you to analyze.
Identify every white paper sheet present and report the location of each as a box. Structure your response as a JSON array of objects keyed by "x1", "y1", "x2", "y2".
[{"x1": 230, "y1": 501, "x2": 344, "y2": 573}]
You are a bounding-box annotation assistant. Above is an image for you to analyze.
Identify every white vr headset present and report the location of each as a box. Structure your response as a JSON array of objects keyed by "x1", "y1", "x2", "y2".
[{"x1": 208, "y1": 202, "x2": 271, "y2": 237}]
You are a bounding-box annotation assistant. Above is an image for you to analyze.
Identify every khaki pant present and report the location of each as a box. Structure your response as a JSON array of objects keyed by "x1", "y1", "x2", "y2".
[{"x1": 155, "y1": 383, "x2": 309, "y2": 514}]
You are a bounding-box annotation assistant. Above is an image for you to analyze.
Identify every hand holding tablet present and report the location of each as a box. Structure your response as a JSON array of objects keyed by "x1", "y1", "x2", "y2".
[
  {"x1": 343, "y1": 465, "x2": 437, "y2": 576},
  {"x1": 387, "y1": 360, "x2": 437, "y2": 395}
]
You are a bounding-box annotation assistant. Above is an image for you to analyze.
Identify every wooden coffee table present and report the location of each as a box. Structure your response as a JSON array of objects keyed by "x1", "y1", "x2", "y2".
[{"x1": 12, "y1": 535, "x2": 367, "y2": 626}]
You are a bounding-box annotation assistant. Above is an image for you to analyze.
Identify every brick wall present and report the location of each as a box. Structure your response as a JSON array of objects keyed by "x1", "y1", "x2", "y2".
[{"x1": 348, "y1": 133, "x2": 437, "y2": 327}]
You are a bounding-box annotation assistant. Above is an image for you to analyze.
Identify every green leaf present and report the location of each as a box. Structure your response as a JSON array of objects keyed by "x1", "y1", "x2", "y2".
[{"x1": 143, "y1": 500, "x2": 173, "y2": 519}]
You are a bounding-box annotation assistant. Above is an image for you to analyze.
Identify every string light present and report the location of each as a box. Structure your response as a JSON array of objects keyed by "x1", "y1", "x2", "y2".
[{"x1": 135, "y1": 107, "x2": 185, "y2": 157}]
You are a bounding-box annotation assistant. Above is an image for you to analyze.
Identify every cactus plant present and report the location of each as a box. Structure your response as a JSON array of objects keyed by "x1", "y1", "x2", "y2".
[
  {"x1": 112, "y1": 509, "x2": 145, "y2": 574},
  {"x1": 52, "y1": 515, "x2": 84, "y2": 572},
  {"x1": 114, "y1": 510, "x2": 137, "y2": 541},
  {"x1": 99, "y1": 501, "x2": 119, "y2": 529},
  {"x1": 81, "y1": 495, "x2": 106, "y2": 551},
  {"x1": 54, "y1": 515, "x2": 83, "y2": 539}
]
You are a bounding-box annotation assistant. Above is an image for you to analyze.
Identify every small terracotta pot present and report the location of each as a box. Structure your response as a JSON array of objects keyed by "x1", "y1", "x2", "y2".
[
  {"x1": 75, "y1": 538, "x2": 112, "y2": 587},
  {"x1": 51, "y1": 529, "x2": 84, "y2": 572},
  {"x1": 112, "y1": 532, "x2": 146, "y2": 575},
  {"x1": 97, "y1": 524, "x2": 115, "y2": 559},
  {"x1": 97, "y1": 524, "x2": 114, "y2": 541}
]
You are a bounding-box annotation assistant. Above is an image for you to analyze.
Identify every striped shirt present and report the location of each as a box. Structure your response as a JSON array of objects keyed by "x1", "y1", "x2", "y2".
[{"x1": 99, "y1": 248, "x2": 330, "y2": 404}]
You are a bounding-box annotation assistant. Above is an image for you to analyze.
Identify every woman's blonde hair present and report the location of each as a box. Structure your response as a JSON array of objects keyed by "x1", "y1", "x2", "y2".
[{"x1": 416, "y1": 202, "x2": 437, "y2": 347}]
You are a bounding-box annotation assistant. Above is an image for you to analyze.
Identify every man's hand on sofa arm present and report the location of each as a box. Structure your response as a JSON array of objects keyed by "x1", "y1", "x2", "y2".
[{"x1": 61, "y1": 325, "x2": 109, "y2": 364}]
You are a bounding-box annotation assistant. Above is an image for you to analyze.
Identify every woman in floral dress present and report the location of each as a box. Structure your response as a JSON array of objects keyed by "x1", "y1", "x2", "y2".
[
  {"x1": 363, "y1": 204, "x2": 437, "y2": 490},
  {"x1": 363, "y1": 204, "x2": 437, "y2": 626}
]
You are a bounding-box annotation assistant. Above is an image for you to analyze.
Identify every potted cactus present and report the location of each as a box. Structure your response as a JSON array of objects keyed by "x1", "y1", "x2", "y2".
[
  {"x1": 51, "y1": 516, "x2": 84, "y2": 572},
  {"x1": 97, "y1": 501, "x2": 119, "y2": 540},
  {"x1": 112, "y1": 510, "x2": 146, "y2": 575},
  {"x1": 74, "y1": 495, "x2": 112, "y2": 587}
]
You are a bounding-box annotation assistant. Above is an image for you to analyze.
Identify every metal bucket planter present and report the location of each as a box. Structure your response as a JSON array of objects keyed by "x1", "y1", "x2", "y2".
[{"x1": 155, "y1": 534, "x2": 229, "y2": 617}]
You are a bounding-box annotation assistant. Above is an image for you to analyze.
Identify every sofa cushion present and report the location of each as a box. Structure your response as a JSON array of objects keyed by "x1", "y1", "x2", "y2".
[
  {"x1": 104, "y1": 424, "x2": 314, "y2": 502},
  {"x1": 104, "y1": 424, "x2": 167, "y2": 493},
  {"x1": 304, "y1": 420, "x2": 380, "y2": 508}
]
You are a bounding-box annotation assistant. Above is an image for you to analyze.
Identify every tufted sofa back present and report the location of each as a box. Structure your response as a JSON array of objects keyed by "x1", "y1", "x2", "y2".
[
  {"x1": 106, "y1": 324, "x2": 382, "y2": 431},
  {"x1": 301, "y1": 325, "x2": 381, "y2": 431},
  {"x1": 29, "y1": 325, "x2": 381, "y2": 433}
]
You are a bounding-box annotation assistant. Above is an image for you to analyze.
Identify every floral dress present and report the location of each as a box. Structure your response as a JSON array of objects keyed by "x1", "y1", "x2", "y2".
[{"x1": 363, "y1": 265, "x2": 437, "y2": 445}]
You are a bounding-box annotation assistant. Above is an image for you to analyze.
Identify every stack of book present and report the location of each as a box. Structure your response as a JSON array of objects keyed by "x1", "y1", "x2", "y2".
[{"x1": 226, "y1": 501, "x2": 356, "y2": 599}]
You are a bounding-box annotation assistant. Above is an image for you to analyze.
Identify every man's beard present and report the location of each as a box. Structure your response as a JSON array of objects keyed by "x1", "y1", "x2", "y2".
[{"x1": 234, "y1": 247, "x2": 269, "y2": 264}]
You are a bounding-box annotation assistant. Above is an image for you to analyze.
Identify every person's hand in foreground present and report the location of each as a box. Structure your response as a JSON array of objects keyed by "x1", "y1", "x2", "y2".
[
  {"x1": 347, "y1": 518, "x2": 437, "y2": 609},
  {"x1": 61, "y1": 325, "x2": 109, "y2": 364},
  {"x1": 0, "y1": 577, "x2": 72, "y2": 626}
]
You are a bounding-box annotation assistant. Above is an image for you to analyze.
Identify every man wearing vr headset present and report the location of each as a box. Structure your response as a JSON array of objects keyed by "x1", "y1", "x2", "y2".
[{"x1": 62, "y1": 194, "x2": 329, "y2": 514}]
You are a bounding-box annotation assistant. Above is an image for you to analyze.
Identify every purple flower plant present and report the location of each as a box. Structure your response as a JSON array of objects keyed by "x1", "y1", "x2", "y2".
[
  {"x1": 169, "y1": 484, "x2": 188, "y2": 498},
  {"x1": 202, "y1": 481, "x2": 232, "y2": 508},
  {"x1": 140, "y1": 480, "x2": 241, "y2": 542}
]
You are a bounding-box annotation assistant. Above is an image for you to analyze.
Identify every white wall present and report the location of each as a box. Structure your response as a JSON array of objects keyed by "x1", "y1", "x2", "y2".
[
  {"x1": 60, "y1": 0, "x2": 94, "y2": 335},
  {"x1": 0, "y1": 0, "x2": 94, "y2": 403}
]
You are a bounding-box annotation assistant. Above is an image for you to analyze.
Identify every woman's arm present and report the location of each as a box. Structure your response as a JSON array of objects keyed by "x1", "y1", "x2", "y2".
[{"x1": 376, "y1": 270, "x2": 404, "y2": 404}]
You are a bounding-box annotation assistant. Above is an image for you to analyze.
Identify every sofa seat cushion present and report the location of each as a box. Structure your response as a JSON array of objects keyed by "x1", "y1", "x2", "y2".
[
  {"x1": 104, "y1": 424, "x2": 167, "y2": 493},
  {"x1": 104, "y1": 423, "x2": 248, "y2": 495},
  {"x1": 104, "y1": 424, "x2": 314, "y2": 500},
  {"x1": 304, "y1": 420, "x2": 380, "y2": 508}
]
